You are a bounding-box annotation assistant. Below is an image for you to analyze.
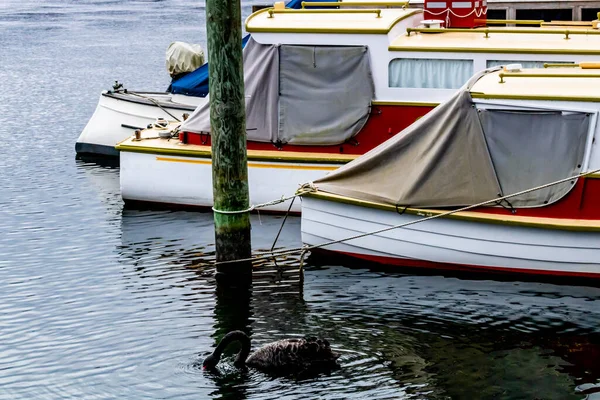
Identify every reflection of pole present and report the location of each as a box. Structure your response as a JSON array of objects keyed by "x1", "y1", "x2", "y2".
[
  {"x1": 206, "y1": 0, "x2": 252, "y2": 282},
  {"x1": 209, "y1": 281, "x2": 252, "y2": 397}
]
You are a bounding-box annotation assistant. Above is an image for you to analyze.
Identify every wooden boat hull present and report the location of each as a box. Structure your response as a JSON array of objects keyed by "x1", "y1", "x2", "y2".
[
  {"x1": 119, "y1": 145, "x2": 350, "y2": 213},
  {"x1": 301, "y1": 196, "x2": 600, "y2": 278}
]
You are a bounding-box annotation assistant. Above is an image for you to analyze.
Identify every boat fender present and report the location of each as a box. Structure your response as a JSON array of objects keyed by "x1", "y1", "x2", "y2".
[{"x1": 158, "y1": 130, "x2": 172, "y2": 139}]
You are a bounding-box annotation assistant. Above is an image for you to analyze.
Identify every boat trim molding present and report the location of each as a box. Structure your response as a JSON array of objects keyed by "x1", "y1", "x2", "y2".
[
  {"x1": 371, "y1": 100, "x2": 439, "y2": 107},
  {"x1": 156, "y1": 156, "x2": 340, "y2": 171},
  {"x1": 388, "y1": 46, "x2": 600, "y2": 55},
  {"x1": 116, "y1": 142, "x2": 358, "y2": 164},
  {"x1": 304, "y1": 190, "x2": 600, "y2": 231},
  {"x1": 471, "y1": 92, "x2": 600, "y2": 102},
  {"x1": 103, "y1": 92, "x2": 196, "y2": 112}
]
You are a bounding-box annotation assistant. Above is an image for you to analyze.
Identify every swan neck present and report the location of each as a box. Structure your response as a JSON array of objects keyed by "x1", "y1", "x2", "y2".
[{"x1": 212, "y1": 331, "x2": 251, "y2": 366}]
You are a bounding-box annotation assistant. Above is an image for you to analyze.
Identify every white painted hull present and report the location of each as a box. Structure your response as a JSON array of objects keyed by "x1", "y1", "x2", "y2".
[
  {"x1": 120, "y1": 151, "x2": 342, "y2": 213},
  {"x1": 301, "y1": 196, "x2": 600, "y2": 278},
  {"x1": 76, "y1": 91, "x2": 205, "y2": 157}
]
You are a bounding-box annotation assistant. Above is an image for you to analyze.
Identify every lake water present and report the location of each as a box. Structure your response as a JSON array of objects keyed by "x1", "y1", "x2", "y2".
[{"x1": 1, "y1": 1, "x2": 600, "y2": 398}]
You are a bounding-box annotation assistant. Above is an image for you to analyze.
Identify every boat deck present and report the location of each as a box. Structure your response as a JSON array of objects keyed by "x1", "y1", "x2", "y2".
[
  {"x1": 470, "y1": 66, "x2": 600, "y2": 101},
  {"x1": 116, "y1": 132, "x2": 358, "y2": 164},
  {"x1": 390, "y1": 28, "x2": 600, "y2": 54},
  {"x1": 245, "y1": 6, "x2": 422, "y2": 34}
]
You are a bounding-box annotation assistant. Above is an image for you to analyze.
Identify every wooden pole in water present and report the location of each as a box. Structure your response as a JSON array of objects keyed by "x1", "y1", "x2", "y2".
[{"x1": 206, "y1": 0, "x2": 252, "y2": 282}]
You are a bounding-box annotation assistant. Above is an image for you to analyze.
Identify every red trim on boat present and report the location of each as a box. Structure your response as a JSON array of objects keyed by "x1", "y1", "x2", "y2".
[
  {"x1": 475, "y1": 178, "x2": 600, "y2": 220},
  {"x1": 180, "y1": 102, "x2": 600, "y2": 221},
  {"x1": 181, "y1": 105, "x2": 433, "y2": 155},
  {"x1": 318, "y1": 249, "x2": 600, "y2": 279}
]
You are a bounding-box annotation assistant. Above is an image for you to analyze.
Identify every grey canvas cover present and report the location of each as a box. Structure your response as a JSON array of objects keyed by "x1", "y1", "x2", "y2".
[
  {"x1": 180, "y1": 38, "x2": 280, "y2": 142},
  {"x1": 180, "y1": 40, "x2": 374, "y2": 145},
  {"x1": 313, "y1": 68, "x2": 590, "y2": 209},
  {"x1": 478, "y1": 109, "x2": 589, "y2": 207},
  {"x1": 278, "y1": 45, "x2": 374, "y2": 145}
]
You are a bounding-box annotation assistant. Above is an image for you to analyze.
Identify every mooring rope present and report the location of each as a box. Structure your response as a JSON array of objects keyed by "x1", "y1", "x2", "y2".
[
  {"x1": 215, "y1": 167, "x2": 600, "y2": 266},
  {"x1": 211, "y1": 187, "x2": 315, "y2": 214}
]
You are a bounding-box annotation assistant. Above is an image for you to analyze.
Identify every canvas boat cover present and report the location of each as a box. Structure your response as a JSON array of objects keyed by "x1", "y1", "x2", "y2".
[
  {"x1": 180, "y1": 38, "x2": 374, "y2": 146},
  {"x1": 168, "y1": 0, "x2": 337, "y2": 97},
  {"x1": 313, "y1": 68, "x2": 590, "y2": 208},
  {"x1": 165, "y1": 42, "x2": 205, "y2": 79}
]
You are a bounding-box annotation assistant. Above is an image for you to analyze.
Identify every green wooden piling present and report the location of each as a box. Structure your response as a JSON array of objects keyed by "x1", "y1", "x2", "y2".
[{"x1": 206, "y1": 0, "x2": 252, "y2": 281}]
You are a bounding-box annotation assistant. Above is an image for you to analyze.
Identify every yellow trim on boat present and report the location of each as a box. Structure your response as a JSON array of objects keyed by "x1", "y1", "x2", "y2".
[
  {"x1": 116, "y1": 139, "x2": 357, "y2": 164},
  {"x1": 301, "y1": 1, "x2": 409, "y2": 8},
  {"x1": 482, "y1": 19, "x2": 543, "y2": 25},
  {"x1": 304, "y1": 190, "x2": 600, "y2": 232},
  {"x1": 499, "y1": 72, "x2": 600, "y2": 83},
  {"x1": 405, "y1": 27, "x2": 600, "y2": 39},
  {"x1": 587, "y1": 173, "x2": 600, "y2": 179},
  {"x1": 388, "y1": 46, "x2": 600, "y2": 55},
  {"x1": 470, "y1": 92, "x2": 600, "y2": 102},
  {"x1": 156, "y1": 156, "x2": 340, "y2": 171},
  {"x1": 268, "y1": 9, "x2": 383, "y2": 18},
  {"x1": 371, "y1": 100, "x2": 439, "y2": 107}
]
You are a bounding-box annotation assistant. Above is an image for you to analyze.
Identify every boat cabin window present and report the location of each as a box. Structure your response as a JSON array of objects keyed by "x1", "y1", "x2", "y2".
[
  {"x1": 486, "y1": 60, "x2": 575, "y2": 68},
  {"x1": 388, "y1": 58, "x2": 473, "y2": 89}
]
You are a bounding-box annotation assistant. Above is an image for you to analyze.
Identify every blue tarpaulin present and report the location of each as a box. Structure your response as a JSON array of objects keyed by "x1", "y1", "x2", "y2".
[
  {"x1": 169, "y1": 0, "x2": 337, "y2": 97},
  {"x1": 169, "y1": 34, "x2": 250, "y2": 97}
]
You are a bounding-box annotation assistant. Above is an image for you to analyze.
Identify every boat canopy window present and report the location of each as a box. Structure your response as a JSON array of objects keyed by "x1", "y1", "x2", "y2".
[
  {"x1": 477, "y1": 109, "x2": 589, "y2": 207},
  {"x1": 179, "y1": 38, "x2": 374, "y2": 146},
  {"x1": 388, "y1": 58, "x2": 473, "y2": 89},
  {"x1": 486, "y1": 60, "x2": 574, "y2": 69}
]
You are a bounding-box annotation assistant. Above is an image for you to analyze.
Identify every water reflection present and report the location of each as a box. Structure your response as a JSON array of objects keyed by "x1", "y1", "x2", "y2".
[{"x1": 208, "y1": 283, "x2": 253, "y2": 400}]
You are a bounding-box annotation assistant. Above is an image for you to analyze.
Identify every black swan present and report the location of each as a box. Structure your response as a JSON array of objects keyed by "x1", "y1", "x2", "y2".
[{"x1": 202, "y1": 331, "x2": 340, "y2": 374}]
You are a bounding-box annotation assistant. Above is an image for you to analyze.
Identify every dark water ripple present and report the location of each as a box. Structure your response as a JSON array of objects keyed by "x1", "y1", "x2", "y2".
[{"x1": 1, "y1": 0, "x2": 600, "y2": 399}]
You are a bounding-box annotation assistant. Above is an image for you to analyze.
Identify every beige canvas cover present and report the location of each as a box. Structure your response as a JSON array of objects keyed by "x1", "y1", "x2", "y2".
[
  {"x1": 314, "y1": 67, "x2": 591, "y2": 209},
  {"x1": 314, "y1": 88, "x2": 502, "y2": 208}
]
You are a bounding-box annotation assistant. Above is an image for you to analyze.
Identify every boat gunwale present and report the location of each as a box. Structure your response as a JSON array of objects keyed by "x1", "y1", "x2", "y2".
[
  {"x1": 388, "y1": 46, "x2": 600, "y2": 55},
  {"x1": 102, "y1": 92, "x2": 197, "y2": 112},
  {"x1": 116, "y1": 140, "x2": 358, "y2": 164},
  {"x1": 303, "y1": 190, "x2": 600, "y2": 232},
  {"x1": 470, "y1": 92, "x2": 600, "y2": 102}
]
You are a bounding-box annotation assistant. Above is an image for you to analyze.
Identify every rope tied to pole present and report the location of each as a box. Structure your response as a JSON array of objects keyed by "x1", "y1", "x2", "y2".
[
  {"x1": 215, "y1": 167, "x2": 600, "y2": 266},
  {"x1": 211, "y1": 185, "x2": 317, "y2": 214}
]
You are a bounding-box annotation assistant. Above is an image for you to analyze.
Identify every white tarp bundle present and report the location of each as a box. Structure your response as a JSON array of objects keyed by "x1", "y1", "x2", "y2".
[
  {"x1": 314, "y1": 68, "x2": 591, "y2": 209},
  {"x1": 166, "y1": 42, "x2": 205, "y2": 78},
  {"x1": 180, "y1": 38, "x2": 374, "y2": 146}
]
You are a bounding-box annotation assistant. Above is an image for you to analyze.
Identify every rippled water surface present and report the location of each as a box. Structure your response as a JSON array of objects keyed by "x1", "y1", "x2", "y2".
[{"x1": 1, "y1": 1, "x2": 600, "y2": 399}]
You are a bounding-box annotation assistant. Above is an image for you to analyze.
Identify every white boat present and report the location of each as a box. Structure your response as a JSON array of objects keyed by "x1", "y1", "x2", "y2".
[
  {"x1": 300, "y1": 64, "x2": 600, "y2": 279},
  {"x1": 117, "y1": 2, "x2": 600, "y2": 212},
  {"x1": 74, "y1": 0, "x2": 338, "y2": 158},
  {"x1": 76, "y1": 90, "x2": 205, "y2": 157},
  {"x1": 77, "y1": 0, "x2": 600, "y2": 158}
]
